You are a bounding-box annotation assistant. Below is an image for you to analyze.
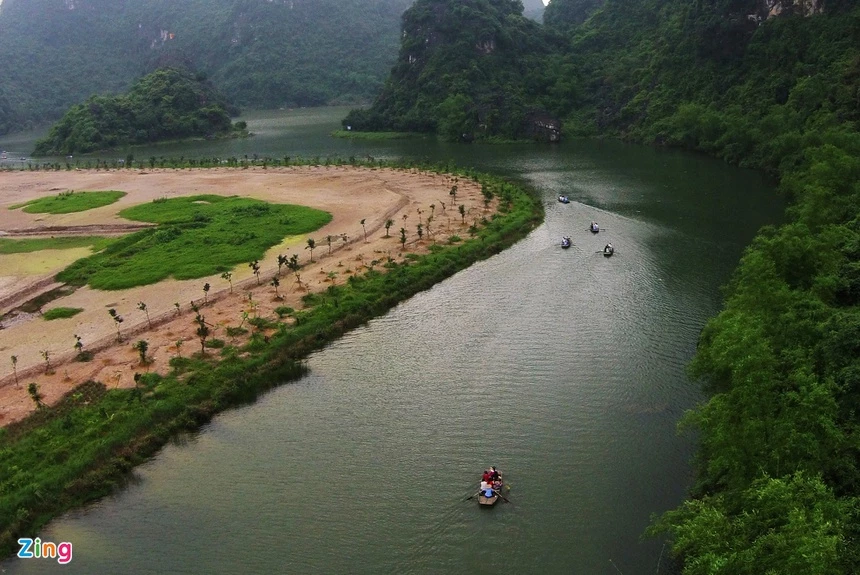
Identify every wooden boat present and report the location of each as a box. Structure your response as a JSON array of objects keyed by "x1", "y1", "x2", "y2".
[
  {"x1": 590, "y1": 222, "x2": 600, "y2": 233},
  {"x1": 558, "y1": 195, "x2": 570, "y2": 204},
  {"x1": 603, "y1": 244, "x2": 614, "y2": 257},
  {"x1": 477, "y1": 469, "x2": 504, "y2": 506},
  {"x1": 561, "y1": 236, "x2": 572, "y2": 249}
]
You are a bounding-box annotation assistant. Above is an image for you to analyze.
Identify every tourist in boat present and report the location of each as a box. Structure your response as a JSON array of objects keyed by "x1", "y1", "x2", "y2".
[
  {"x1": 490, "y1": 466, "x2": 500, "y2": 481},
  {"x1": 480, "y1": 479, "x2": 495, "y2": 498},
  {"x1": 482, "y1": 470, "x2": 492, "y2": 483},
  {"x1": 561, "y1": 236, "x2": 571, "y2": 248},
  {"x1": 604, "y1": 243, "x2": 614, "y2": 254},
  {"x1": 590, "y1": 221, "x2": 599, "y2": 233}
]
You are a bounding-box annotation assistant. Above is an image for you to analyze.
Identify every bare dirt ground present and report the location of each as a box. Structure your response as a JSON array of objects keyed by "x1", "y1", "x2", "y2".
[{"x1": 0, "y1": 166, "x2": 491, "y2": 426}]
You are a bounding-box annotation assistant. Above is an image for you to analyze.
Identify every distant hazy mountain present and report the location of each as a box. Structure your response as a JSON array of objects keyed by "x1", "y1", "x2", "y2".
[{"x1": 0, "y1": 0, "x2": 413, "y2": 134}]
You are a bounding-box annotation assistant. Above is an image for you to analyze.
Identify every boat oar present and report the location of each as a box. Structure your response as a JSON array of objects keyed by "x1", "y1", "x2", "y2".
[
  {"x1": 464, "y1": 491, "x2": 480, "y2": 501},
  {"x1": 496, "y1": 490, "x2": 511, "y2": 504}
]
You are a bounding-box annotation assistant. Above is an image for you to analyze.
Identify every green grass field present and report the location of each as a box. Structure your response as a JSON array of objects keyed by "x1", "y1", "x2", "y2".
[
  {"x1": 57, "y1": 195, "x2": 332, "y2": 290},
  {"x1": 42, "y1": 307, "x2": 84, "y2": 320},
  {"x1": 330, "y1": 130, "x2": 425, "y2": 140},
  {"x1": 0, "y1": 236, "x2": 114, "y2": 254},
  {"x1": 11, "y1": 190, "x2": 126, "y2": 214}
]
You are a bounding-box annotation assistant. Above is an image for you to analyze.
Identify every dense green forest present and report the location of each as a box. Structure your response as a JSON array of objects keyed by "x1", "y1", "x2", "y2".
[
  {"x1": 355, "y1": 0, "x2": 860, "y2": 570},
  {"x1": 32, "y1": 68, "x2": 243, "y2": 155},
  {"x1": 0, "y1": 0, "x2": 416, "y2": 134}
]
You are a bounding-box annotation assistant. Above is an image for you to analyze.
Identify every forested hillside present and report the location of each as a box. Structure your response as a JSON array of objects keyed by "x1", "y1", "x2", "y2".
[
  {"x1": 32, "y1": 67, "x2": 243, "y2": 155},
  {"x1": 0, "y1": 0, "x2": 412, "y2": 134}
]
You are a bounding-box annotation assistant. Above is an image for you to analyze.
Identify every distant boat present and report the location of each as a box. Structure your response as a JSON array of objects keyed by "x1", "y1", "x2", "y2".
[
  {"x1": 561, "y1": 236, "x2": 572, "y2": 249},
  {"x1": 589, "y1": 222, "x2": 599, "y2": 233},
  {"x1": 603, "y1": 244, "x2": 614, "y2": 257},
  {"x1": 558, "y1": 195, "x2": 570, "y2": 204}
]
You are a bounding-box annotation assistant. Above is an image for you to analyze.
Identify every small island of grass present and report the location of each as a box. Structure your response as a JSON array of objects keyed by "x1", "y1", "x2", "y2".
[
  {"x1": 331, "y1": 130, "x2": 425, "y2": 140},
  {"x1": 0, "y1": 236, "x2": 114, "y2": 254},
  {"x1": 11, "y1": 191, "x2": 126, "y2": 214},
  {"x1": 33, "y1": 67, "x2": 247, "y2": 156},
  {"x1": 42, "y1": 307, "x2": 84, "y2": 321}
]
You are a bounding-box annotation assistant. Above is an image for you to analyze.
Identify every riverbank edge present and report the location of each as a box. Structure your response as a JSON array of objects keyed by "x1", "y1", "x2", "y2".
[{"x1": 0, "y1": 159, "x2": 544, "y2": 559}]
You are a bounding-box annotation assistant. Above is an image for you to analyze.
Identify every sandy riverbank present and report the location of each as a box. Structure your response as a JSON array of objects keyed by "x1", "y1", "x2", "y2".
[{"x1": 0, "y1": 166, "x2": 490, "y2": 426}]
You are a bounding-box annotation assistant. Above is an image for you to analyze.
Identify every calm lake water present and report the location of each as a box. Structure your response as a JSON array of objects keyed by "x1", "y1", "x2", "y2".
[{"x1": 1, "y1": 108, "x2": 783, "y2": 574}]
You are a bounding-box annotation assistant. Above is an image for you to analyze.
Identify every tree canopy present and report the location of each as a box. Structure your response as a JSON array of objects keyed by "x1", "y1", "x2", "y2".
[{"x1": 33, "y1": 68, "x2": 241, "y2": 155}]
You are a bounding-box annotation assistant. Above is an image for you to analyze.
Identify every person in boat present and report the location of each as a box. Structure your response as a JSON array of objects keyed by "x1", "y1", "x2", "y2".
[
  {"x1": 591, "y1": 221, "x2": 599, "y2": 232},
  {"x1": 480, "y1": 479, "x2": 495, "y2": 498},
  {"x1": 482, "y1": 470, "x2": 492, "y2": 483},
  {"x1": 480, "y1": 478, "x2": 494, "y2": 496},
  {"x1": 490, "y1": 466, "x2": 500, "y2": 481},
  {"x1": 604, "y1": 243, "x2": 614, "y2": 253},
  {"x1": 562, "y1": 236, "x2": 571, "y2": 247}
]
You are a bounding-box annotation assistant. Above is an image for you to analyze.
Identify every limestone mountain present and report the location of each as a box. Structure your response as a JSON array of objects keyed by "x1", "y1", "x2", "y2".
[{"x1": 343, "y1": 0, "x2": 562, "y2": 141}]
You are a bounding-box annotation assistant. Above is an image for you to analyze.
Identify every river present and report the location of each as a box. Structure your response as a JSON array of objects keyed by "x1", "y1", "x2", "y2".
[{"x1": 1, "y1": 108, "x2": 783, "y2": 574}]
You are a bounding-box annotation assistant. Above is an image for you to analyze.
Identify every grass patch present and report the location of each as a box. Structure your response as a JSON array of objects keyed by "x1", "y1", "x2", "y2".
[
  {"x1": 56, "y1": 195, "x2": 332, "y2": 290},
  {"x1": 42, "y1": 307, "x2": 83, "y2": 320},
  {"x1": 13, "y1": 190, "x2": 126, "y2": 214},
  {"x1": 225, "y1": 326, "x2": 249, "y2": 338},
  {"x1": 0, "y1": 236, "x2": 113, "y2": 254},
  {"x1": 330, "y1": 130, "x2": 425, "y2": 140},
  {"x1": 274, "y1": 306, "x2": 294, "y2": 318}
]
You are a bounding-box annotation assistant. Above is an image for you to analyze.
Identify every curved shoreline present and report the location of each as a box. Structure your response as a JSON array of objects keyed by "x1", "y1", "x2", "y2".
[
  {"x1": 0, "y1": 160, "x2": 544, "y2": 557},
  {"x1": 0, "y1": 164, "x2": 478, "y2": 425}
]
